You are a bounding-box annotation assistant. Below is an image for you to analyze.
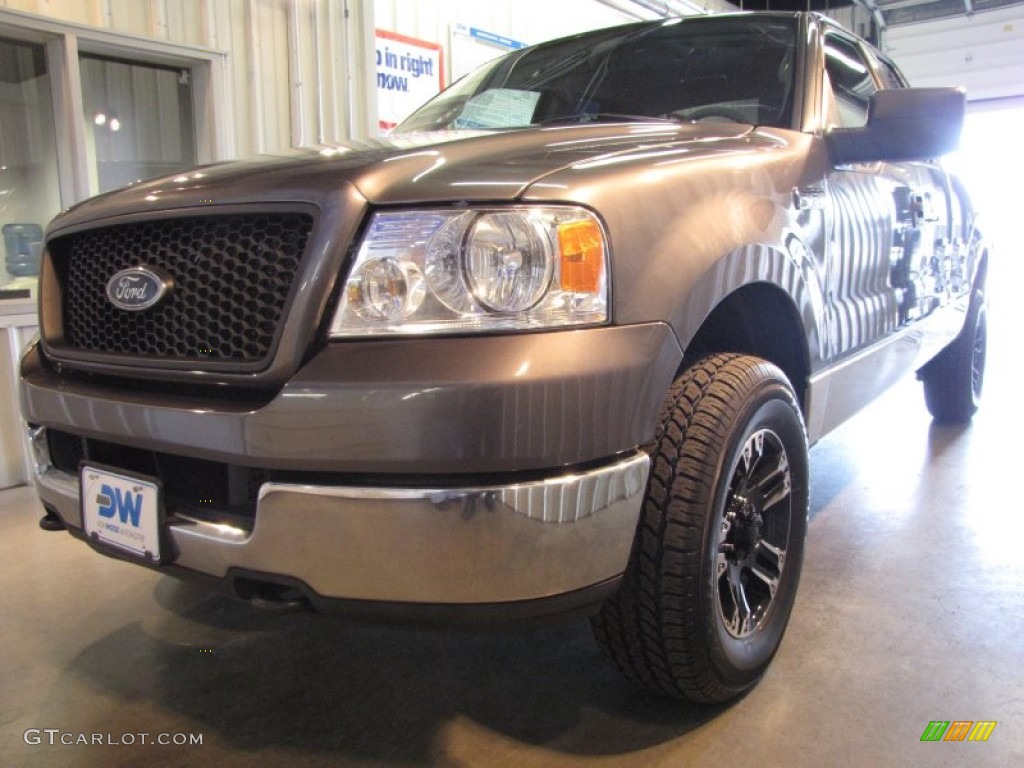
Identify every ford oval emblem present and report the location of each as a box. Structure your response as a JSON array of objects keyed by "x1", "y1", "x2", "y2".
[{"x1": 105, "y1": 266, "x2": 173, "y2": 311}]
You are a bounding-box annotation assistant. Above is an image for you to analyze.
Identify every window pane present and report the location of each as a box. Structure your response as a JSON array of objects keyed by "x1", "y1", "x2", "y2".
[
  {"x1": 0, "y1": 37, "x2": 61, "y2": 294},
  {"x1": 823, "y1": 35, "x2": 877, "y2": 128},
  {"x1": 80, "y1": 54, "x2": 196, "y2": 194},
  {"x1": 878, "y1": 59, "x2": 907, "y2": 90}
]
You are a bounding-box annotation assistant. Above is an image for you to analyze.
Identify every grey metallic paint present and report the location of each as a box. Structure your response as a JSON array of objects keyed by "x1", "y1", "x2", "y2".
[{"x1": 24, "y1": 324, "x2": 682, "y2": 473}]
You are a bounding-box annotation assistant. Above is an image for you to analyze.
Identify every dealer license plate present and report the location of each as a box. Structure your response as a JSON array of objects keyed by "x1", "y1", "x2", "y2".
[{"x1": 81, "y1": 465, "x2": 164, "y2": 562}]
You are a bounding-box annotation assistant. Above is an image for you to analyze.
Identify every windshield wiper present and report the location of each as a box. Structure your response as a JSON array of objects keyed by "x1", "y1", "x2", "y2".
[{"x1": 532, "y1": 113, "x2": 680, "y2": 126}]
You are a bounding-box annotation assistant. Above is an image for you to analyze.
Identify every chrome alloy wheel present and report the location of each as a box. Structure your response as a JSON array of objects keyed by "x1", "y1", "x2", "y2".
[{"x1": 715, "y1": 428, "x2": 792, "y2": 639}]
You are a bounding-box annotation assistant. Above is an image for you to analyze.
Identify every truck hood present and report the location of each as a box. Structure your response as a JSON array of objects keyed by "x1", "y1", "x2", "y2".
[{"x1": 49, "y1": 122, "x2": 758, "y2": 231}]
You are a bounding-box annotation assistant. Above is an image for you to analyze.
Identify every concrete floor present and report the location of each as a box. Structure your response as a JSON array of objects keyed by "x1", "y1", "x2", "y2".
[{"x1": 2, "y1": 301, "x2": 1022, "y2": 767}]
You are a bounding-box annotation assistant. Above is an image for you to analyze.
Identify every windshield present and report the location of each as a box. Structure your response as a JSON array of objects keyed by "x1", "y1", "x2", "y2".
[{"x1": 395, "y1": 16, "x2": 798, "y2": 134}]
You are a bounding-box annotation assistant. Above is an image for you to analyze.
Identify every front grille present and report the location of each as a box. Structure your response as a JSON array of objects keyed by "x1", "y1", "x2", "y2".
[{"x1": 53, "y1": 212, "x2": 313, "y2": 366}]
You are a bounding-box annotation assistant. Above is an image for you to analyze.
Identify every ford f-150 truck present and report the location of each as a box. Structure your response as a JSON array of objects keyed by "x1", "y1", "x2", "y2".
[{"x1": 21, "y1": 12, "x2": 986, "y2": 703}]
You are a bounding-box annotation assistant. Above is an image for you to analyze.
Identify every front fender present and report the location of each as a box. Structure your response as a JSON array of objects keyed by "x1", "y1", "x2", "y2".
[{"x1": 674, "y1": 242, "x2": 827, "y2": 370}]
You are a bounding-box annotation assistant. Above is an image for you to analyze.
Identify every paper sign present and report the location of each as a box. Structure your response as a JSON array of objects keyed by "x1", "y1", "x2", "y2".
[{"x1": 376, "y1": 30, "x2": 445, "y2": 130}]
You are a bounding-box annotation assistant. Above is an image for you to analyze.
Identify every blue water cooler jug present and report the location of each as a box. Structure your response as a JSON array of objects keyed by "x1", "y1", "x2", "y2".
[{"x1": 3, "y1": 223, "x2": 43, "y2": 278}]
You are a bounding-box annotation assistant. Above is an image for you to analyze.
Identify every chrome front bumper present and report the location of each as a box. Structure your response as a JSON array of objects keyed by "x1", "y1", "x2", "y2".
[{"x1": 28, "y1": 426, "x2": 648, "y2": 606}]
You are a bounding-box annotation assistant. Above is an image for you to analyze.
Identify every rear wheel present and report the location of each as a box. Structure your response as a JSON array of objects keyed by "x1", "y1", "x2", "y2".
[
  {"x1": 592, "y1": 353, "x2": 809, "y2": 702},
  {"x1": 922, "y1": 295, "x2": 986, "y2": 423}
]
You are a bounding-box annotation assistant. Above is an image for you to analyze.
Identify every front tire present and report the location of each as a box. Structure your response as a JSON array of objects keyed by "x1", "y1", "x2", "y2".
[{"x1": 592, "y1": 354, "x2": 809, "y2": 703}]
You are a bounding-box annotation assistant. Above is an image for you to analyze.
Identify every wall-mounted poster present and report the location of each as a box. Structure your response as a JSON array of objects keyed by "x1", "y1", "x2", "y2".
[
  {"x1": 375, "y1": 30, "x2": 445, "y2": 131},
  {"x1": 450, "y1": 24, "x2": 527, "y2": 82}
]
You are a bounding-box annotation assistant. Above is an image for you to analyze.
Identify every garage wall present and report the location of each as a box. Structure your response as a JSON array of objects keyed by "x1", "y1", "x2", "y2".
[
  {"x1": 0, "y1": 0, "x2": 379, "y2": 156},
  {"x1": 884, "y1": 6, "x2": 1024, "y2": 101}
]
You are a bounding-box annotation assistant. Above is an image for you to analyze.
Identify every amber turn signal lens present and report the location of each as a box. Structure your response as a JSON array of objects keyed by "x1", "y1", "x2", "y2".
[{"x1": 558, "y1": 219, "x2": 604, "y2": 293}]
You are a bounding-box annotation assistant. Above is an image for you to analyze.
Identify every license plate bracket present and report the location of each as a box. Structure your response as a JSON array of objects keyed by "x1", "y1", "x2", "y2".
[{"x1": 80, "y1": 463, "x2": 166, "y2": 564}]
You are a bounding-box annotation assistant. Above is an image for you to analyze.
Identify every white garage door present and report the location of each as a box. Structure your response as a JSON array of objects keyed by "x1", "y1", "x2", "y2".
[{"x1": 885, "y1": 5, "x2": 1024, "y2": 100}]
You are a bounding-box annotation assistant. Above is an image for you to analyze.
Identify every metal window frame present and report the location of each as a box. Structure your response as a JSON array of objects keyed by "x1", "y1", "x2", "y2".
[{"x1": 0, "y1": 7, "x2": 230, "y2": 209}]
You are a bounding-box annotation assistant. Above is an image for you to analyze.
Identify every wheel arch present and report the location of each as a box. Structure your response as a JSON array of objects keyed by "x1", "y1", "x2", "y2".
[
  {"x1": 681, "y1": 282, "x2": 812, "y2": 414},
  {"x1": 972, "y1": 243, "x2": 990, "y2": 297}
]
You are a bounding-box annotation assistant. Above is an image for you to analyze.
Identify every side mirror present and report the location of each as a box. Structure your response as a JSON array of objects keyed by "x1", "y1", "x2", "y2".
[{"x1": 827, "y1": 87, "x2": 966, "y2": 165}]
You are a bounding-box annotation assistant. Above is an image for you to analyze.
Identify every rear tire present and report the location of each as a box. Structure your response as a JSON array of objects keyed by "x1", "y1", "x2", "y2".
[
  {"x1": 922, "y1": 295, "x2": 986, "y2": 423},
  {"x1": 592, "y1": 354, "x2": 809, "y2": 703}
]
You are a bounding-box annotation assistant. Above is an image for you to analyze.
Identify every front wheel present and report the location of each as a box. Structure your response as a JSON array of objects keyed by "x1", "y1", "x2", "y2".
[{"x1": 592, "y1": 354, "x2": 809, "y2": 703}]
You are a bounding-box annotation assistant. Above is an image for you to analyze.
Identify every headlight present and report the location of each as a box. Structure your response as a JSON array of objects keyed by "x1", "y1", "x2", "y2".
[{"x1": 330, "y1": 206, "x2": 608, "y2": 336}]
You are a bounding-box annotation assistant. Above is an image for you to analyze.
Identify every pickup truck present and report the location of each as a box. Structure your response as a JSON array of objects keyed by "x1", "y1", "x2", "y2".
[{"x1": 21, "y1": 12, "x2": 986, "y2": 703}]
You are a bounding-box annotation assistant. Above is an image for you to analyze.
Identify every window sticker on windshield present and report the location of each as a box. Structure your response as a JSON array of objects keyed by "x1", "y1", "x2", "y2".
[{"x1": 453, "y1": 89, "x2": 541, "y2": 129}]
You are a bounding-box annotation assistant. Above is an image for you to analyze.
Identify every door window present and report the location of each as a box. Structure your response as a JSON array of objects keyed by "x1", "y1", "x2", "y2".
[
  {"x1": 876, "y1": 58, "x2": 908, "y2": 90},
  {"x1": 822, "y1": 34, "x2": 878, "y2": 128}
]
